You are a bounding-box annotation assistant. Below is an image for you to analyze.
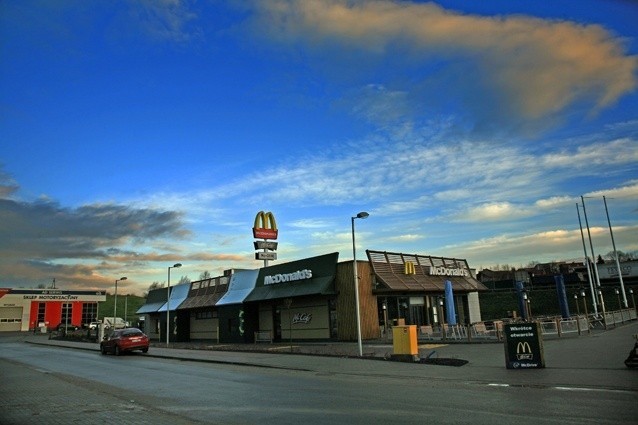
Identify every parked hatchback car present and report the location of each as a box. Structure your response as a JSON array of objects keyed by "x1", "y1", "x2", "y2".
[{"x1": 100, "y1": 328, "x2": 149, "y2": 356}]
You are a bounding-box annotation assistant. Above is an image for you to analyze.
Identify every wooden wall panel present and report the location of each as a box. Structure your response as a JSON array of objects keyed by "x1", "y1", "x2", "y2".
[{"x1": 335, "y1": 261, "x2": 379, "y2": 341}]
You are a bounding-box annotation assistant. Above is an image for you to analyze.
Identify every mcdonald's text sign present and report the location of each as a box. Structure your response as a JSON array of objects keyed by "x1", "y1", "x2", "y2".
[
  {"x1": 253, "y1": 211, "x2": 278, "y2": 240},
  {"x1": 503, "y1": 322, "x2": 545, "y2": 369}
]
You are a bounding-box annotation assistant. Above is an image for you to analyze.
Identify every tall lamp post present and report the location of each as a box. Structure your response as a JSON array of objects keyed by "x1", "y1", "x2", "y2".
[
  {"x1": 351, "y1": 211, "x2": 369, "y2": 357},
  {"x1": 574, "y1": 293, "x2": 580, "y2": 316},
  {"x1": 438, "y1": 296, "x2": 446, "y2": 341},
  {"x1": 614, "y1": 288, "x2": 621, "y2": 310},
  {"x1": 580, "y1": 288, "x2": 590, "y2": 334},
  {"x1": 629, "y1": 288, "x2": 636, "y2": 314},
  {"x1": 598, "y1": 289, "x2": 607, "y2": 329},
  {"x1": 523, "y1": 291, "x2": 529, "y2": 322},
  {"x1": 114, "y1": 277, "x2": 127, "y2": 323},
  {"x1": 167, "y1": 263, "x2": 182, "y2": 345}
]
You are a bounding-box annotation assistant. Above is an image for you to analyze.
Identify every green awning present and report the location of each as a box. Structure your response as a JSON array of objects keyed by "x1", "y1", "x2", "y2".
[{"x1": 244, "y1": 275, "x2": 335, "y2": 302}]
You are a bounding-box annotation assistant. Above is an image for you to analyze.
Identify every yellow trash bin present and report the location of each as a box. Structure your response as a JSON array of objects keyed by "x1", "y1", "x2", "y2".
[{"x1": 392, "y1": 325, "x2": 418, "y2": 355}]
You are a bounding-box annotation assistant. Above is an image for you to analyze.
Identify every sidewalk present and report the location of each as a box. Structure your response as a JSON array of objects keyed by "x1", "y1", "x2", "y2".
[{"x1": 23, "y1": 321, "x2": 638, "y2": 392}]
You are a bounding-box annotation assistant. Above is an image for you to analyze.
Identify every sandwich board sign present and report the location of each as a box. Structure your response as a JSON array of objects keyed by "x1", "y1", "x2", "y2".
[{"x1": 504, "y1": 322, "x2": 545, "y2": 369}]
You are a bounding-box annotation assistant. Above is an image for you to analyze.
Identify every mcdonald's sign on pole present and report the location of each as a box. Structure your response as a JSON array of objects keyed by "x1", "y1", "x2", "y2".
[
  {"x1": 253, "y1": 211, "x2": 278, "y2": 267},
  {"x1": 503, "y1": 322, "x2": 545, "y2": 369},
  {"x1": 253, "y1": 211, "x2": 278, "y2": 240}
]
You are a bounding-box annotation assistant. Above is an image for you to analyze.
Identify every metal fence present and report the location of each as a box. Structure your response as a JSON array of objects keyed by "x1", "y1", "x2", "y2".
[{"x1": 412, "y1": 308, "x2": 637, "y2": 342}]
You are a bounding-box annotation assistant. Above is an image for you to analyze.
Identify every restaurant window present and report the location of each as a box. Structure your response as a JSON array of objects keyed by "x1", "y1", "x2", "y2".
[{"x1": 195, "y1": 310, "x2": 216, "y2": 320}]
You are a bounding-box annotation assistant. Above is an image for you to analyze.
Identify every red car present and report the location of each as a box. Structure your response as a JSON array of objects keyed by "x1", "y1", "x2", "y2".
[{"x1": 100, "y1": 328, "x2": 149, "y2": 356}]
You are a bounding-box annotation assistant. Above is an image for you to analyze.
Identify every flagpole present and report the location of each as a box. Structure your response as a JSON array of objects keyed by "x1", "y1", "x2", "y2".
[
  {"x1": 581, "y1": 196, "x2": 603, "y2": 313},
  {"x1": 603, "y1": 196, "x2": 628, "y2": 308},
  {"x1": 576, "y1": 203, "x2": 598, "y2": 315}
]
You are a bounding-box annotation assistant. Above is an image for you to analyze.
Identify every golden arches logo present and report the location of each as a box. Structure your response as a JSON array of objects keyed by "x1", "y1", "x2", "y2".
[
  {"x1": 253, "y1": 211, "x2": 278, "y2": 239},
  {"x1": 516, "y1": 341, "x2": 533, "y2": 360},
  {"x1": 404, "y1": 261, "x2": 416, "y2": 275}
]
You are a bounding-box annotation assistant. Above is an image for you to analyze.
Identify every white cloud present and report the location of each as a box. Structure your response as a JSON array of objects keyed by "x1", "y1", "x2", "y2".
[
  {"x1": 386, "y1": 234, "x2": 424, "y2": 242},
  {"x1": 253, "y1": 0, "x2": 637, "y2": 131},
  {"x1": 134, "y1": 0, "x2": 200, "y2": 43},
  {"x1": 534, "y1": 196, "x2": 575, "y2": 209},
  {"x1": 586, "y1": 182, "x2": 638, "y2": 199},
  {"x1": 126, "y1": 123, "x2": 637, "y2": 232},
  {"x1": 441, "y1": 224, "x2": 638, "y2": 268},
  {"x1": 452, "y1": 202, "x2": 532, "y2": 222},
  {"x1": 542, "y1": 139, "x2": 638, "y2": 168},
  {"x1": 289, "y1": 218, "x2": 332, "y2": 229}
]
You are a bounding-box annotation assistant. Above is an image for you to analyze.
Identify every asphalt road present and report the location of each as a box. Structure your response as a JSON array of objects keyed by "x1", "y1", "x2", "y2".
[{"x1": 1, "y1": 327, "x2": 637, "y2": 425}]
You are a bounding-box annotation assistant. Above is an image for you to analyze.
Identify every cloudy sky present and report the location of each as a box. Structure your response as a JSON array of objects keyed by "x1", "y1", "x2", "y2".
[{"x1": 1, "y1": 0, "x2": 637, "y2": 296}]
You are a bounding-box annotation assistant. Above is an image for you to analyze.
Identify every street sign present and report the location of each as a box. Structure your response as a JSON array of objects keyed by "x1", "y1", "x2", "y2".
[
  {"x1": 254, "y1": 241, "x2": 278, "y2": 251},
  {"x1": 255, "y1": 252, "x2": 277, "y2": 261},
  {"x1": 504, "y1": 322, "x2": 545, "y2": 369}
]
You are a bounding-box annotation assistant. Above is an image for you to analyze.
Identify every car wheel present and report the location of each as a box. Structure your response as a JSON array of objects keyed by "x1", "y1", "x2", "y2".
[
  {"x1": 142, "y1": 347, "x2": 148, "y2": 353},
  {"x1": 114, "y1": 345, "x2": 121, "y2": 356},
  {"x1": 101, "y1": 345, "x2": 107, "y2": 355}
]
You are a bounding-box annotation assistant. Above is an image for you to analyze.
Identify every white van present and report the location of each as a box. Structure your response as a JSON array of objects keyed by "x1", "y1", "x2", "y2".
[{"x1": 102, "y1": 317, "x2": 129, "y2": 329}]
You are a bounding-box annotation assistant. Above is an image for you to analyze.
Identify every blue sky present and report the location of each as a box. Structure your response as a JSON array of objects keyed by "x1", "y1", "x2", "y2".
[{"x1": 1, "y1": 0, "x2": 637, "y2": 296}]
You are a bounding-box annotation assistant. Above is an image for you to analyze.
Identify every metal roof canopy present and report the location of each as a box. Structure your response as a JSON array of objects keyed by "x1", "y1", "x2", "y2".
[
  {"x1": 136, "y1": 301, "x2": 166, "y2": 314},
  {"x1": 157, "y1": 283, "x2": 191, "y2": 312},
  {"x1": 178, "y1": 274, "x2": 232, "y2": 310},
  {"x1": 216, "y1": 269, "x2": 259, "y2": 306},
  {"x1": 366, "y1": 250, "x2": 488, "y2": 293},
  {"x1": 136, "y1": 286, "x2": 170, "y2": 314}
]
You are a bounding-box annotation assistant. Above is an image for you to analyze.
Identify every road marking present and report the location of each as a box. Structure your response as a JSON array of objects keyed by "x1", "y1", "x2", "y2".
[
  {"x1": 487, "y1": 383, "x2": 634, "y2": 394},
  {"x1": 554, "y1": 386, "x2": 633, "y2": 394}
]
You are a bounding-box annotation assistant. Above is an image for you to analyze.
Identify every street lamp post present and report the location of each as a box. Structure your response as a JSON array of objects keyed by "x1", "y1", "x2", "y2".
[
  {"x1": 615, "y1": 288, "x2": 621, "y2": 310},
  {"x1": 351, "y1": 211, "x2": 369, "y2": 357},
  {"x1": 114, "y1": 277, "x2": 127, "y2": 324},
  {"x1": 167, "y1": 263, "x2": 182, "y2": 345},
  {"x1": 382, "y1": 302, "x2": 388, "y2": 337},
  {"x1": 598, "y1": 289, "x2": 607, "y2": 329},
  {"x1": 438, "y1": 297, "x2": 446, "y2": 341},
  {"x1": 580, "y1": 289, "x2": 590, "y2": 334},
  {"x1": 630, "y1": 288, "x2": 636, "y2": 314},
  {"x1": 574, "y1": 293, "x2": 580, "y2": 316}
]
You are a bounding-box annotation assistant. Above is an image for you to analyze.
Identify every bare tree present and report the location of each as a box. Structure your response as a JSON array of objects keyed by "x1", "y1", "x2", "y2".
[
  {"x1": 199, "y1": 271, "x2": 211, "y2": 280},
  {"x1": 143, "y1": 281, "x2": 165, "y2": 298},
  {"x1": 605, "y1": 250, "x2": 636, "y2": 262}
]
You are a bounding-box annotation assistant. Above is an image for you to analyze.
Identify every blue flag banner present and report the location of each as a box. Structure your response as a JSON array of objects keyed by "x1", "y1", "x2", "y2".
[
  {"x1": 515, "y1": 281, "x2": 528, "y2": 320},
  {"x1": 444, "y1": 280, "x2": 457, "y2": 325},
  {"x1": 555, "y1": 275, "x2": 570, "y2": 319}
]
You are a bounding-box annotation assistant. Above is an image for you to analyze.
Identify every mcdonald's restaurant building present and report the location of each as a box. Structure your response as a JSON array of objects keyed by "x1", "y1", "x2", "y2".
[{"x1": 137, "y1": 250, "x2": 487, "y2": 343}]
